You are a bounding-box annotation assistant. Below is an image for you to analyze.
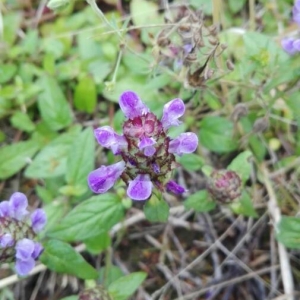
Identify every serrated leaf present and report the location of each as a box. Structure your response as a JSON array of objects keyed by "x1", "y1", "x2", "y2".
[
  {"x1": 25, "y1": 129, "x2": 80, "y2": 179},
  {"x1": 108, "y1": 272, "x2": 147, "y2": 300},
  {"x1": 144, "y1": 195, "x2": 169, "y2": 222},
  {"x1": 276, "y1": 216, "x2": 300, "y2": 249},
  {"x1": 40, "y1": 239, "x2": 98, "y2": 279},
  {"x1": 65, "y1": 127, "x2": 95, "y2": 194},
  {"x1": 48, "y1": 193, "x2": 125, "y2": 241},
  {"x1": 184, "y1": 190, "x2": 216, "y2": 212},
  {"x1": 0, "y1": 140, "x2": 40, "y2": 180},
  {"x1": 38, "y1": 75, "x2": 72, "y2": 131},
  {"x1": 0, "y1": 64, "x2": 17, "y2": 84},
  {"x1": 199, "y1": 116, "x2": 238, "y2": 153},
  {"x1": 228, "y1": 151, "x2": 252, "y2": 183},
  {"x1": 74, "y1": 76, "x2": 97, "y2": 113}
]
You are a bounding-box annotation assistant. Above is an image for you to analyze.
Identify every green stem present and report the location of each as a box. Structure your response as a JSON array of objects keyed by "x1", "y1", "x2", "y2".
[{"x1": 86, "y1": 0, "x2": 121, "y2": 37}]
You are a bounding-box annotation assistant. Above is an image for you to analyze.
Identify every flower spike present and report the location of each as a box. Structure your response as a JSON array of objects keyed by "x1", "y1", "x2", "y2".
[{"x1": 88, "y1": 91, "x2": 198, "y2": 201}]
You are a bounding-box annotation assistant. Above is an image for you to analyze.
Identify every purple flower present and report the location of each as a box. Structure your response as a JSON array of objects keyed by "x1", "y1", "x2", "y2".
[
  {"x1": 94, "y1": 126, "x2": 128, "y2": 155},
  {"x1": 0, "y1": 201, "x2": 12, "y2": 217},
  {"x1": 127, "y1": 174, "x2": 153, "y2": 200},
  {"x1": 9, "y1": 192, "x2": 29, "y2": 220},
  {"x1": 161, "y1": 98, "x2": 185, "y2": 129},
  {"x1": 293, "y1": 1, "x2": 300, "y2": 25},
  {"x1": 14, "y1": 239, "x2": 44, "y2": 276},
  {"x1": 166, "y1": 181, "x2": 186, "y2": 194},
  {"x1": 293, "y1": 39, "x2": 300, "y2": 51},
  {"x1": 87, "y1": 91, "x2": 199, "y2": 201},
  {"x1": 88, "y1": 161, "x2": 126, "y2": 194},
  {"x1": 0, "y1": 192, "x2": 46, "y2": 276},
  {"x1": 281, "y1": 37, "x2": 297, "y2": 55},
  {"x1": 31, "y1": 209, "x2": 47, "y2": 233},
  {"x1": 0, "y1": 233, "x2": 14, "y2": 247},
  {"x1": 119, "y1": 91, "x2": 149, "y2": 119},
  {"x1": 169, "y1": 132, "x2": 198, "y2": 156}
]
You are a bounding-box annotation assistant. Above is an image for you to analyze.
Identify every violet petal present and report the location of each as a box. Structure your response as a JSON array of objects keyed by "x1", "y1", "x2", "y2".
[
  {"x1": 119, "y1": 91, "x2": 149, "y2": 119},
  {"x1": 293, "y1": 39, "x2": 300, "y2": 51},
  {"x1": 15, "y1": 238, "x2": 35, "y2": 261},
  {"x1": 127, "y1": 174, "x2": 153, "y2": 201},
  {"x1": 0, "y1": 201, "x2": 12, "y2": 217},
  {"x1": 144, "y1": 146, "x2": 156, "y2": 157},
  {"x1": 281, "y1": 37, "x2": 297, "y2": 55},
  {"x1": 161, "y1": 98, "x2": 185, "y2": 129},
  {"x1": 94, "y1": 126, "x2": 127, "y2": 155},
  {"x1": 31, "y1": 209, "x2": 47, "y2": 233},
  {"x1": 9, "y1": 192, "x2": 29, "y2": 220},
  {"x1": 0, "y1": 233, "x2": 14, "y2": 247},
  {"x1": 87, "y1": 161, "x2": 125, "y2": 194},
  {"x1": 169, "y1": 132, "x2": 198, "y2": 156},
  {"x1": 32, "y1": 242, "x2": 44, "y2": 259},
  {"x1": 15, "y1": 258, "x2": 35, "y2": 276},
  {"x1": 166, "y1": 180, "x2": 186, "y2": 194}
]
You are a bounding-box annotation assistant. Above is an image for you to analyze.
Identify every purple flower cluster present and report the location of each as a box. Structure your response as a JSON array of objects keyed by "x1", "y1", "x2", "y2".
[
  {"x1": 0, "y1": 192, "x2": 46, "y2": 276},
  {"x1": 88, "y1": 91, "x2": 198, "y2": 201},
  {"x1": 281, "y1": 0, "x2": 300, "y2": 55}
]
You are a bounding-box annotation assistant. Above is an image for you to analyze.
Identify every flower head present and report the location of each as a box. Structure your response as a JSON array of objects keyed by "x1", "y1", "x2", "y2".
[
  {"x1": 207, "y1": 170, "x2": 242, "y2": 203},
  {"x1": 0, "y1": 192, "x2": 46, "y2": 276},
  {"x1": 88, "y1": 91, "x2": 198, "y2": 201}
]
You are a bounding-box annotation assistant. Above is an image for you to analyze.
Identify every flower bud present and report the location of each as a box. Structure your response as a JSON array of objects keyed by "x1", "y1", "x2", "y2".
[{"x1": 207, "y1": 170, "x2": 242, "y2": 203}]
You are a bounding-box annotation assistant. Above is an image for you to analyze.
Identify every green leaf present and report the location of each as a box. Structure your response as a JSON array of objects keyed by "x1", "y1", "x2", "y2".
[
  {"x1": 99, "y1": 266, "x2": 124, "y2": 287},
  {"x1": 229, "y1": 0, "x2": 246, "y2": 13},
  {"x1": 48, "y1": 194, "x2": 125, "y2": 241},
  {"x1": 144, "y1": 195, "x2": 169, "y2": 222},
  {"x1": 130, "y1": 0, "x2": 159, "y2": 26},
  {"x1": 0, "y1": 140, "x2": 40, "y2": 180},
  {"x1": 199, "y1": 116, "x2": 238, "y2": 153},
  {"x1": 230, "y1": 192, "x2": 258, "y2": 217},
  {"x1": 60, "y1": 297, "x2": 78, "y2": 300},
  {"x1": 40, "y1": 239, "x2": 98, "y2": 279},
  {"x1": 108, "y1": 272, "x2": 147, "y2": 300},
  {"x1": 228, "y1": 151, "x2": 253, "y2": 183},
  {"x1": 178, "y1": 153, "x2": 204, "y2": 171},
  {"x1": 38, "y1": 75, "x2": 72, "y2": 131},
  {"x1": 84, "y1": 232, "x2": 111, "y2": 254},
  {"x1": 0, "y1": 64, "x2": 17, "y2": 84},
  {"x1": 74, "y1": 76, "x2": 97, "y2": 113},
  {"x1": 10, "y1": 111, "x2": 35, "y2": 132},
  {"x1": 184, "y1": 190, "x2": 216, "y2": 212},
  {"x1": 25, "y1": 129, "x2": 80, "y2": 179},
  {"x1": 65, "y1": 127, "x2": 95, "y2": 194},
  {"x1": 276, "y1": 216, "x2": 300, "y2": 249}
]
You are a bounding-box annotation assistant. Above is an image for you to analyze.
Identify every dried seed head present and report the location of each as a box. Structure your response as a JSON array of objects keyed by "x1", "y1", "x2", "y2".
[
  {"x1": 184, "y1": 51, "x2": 198, "y2": 64},
  {"x1": 157, "y1": 35, "x2": 171, "y2": 47},
  {"x1": 208, "y1": 25, "x2": 218, "y2": 36},
  {"x1": 226, "y1": 59, "x2": 235, "y2": 71},
  {"x1": 231, "y1": 103, "x2": 248, "y2": 122},
  {"x1": 253, "y1": 116, "x2": 269, "y2": 133},
  {"x1": 208, "y1": 37, "x2": 218, "y2": 46},
  {"x1": 207, "y1": 170, "x2": 242, "y2": 203}
]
